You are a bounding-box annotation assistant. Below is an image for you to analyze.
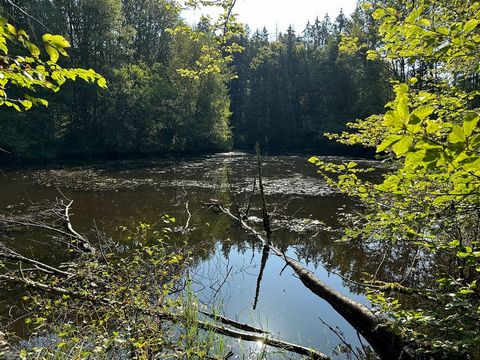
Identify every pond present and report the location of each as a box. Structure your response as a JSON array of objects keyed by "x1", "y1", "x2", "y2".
[{"x1": 0, "y1": 152, "x2": 392, "y2": 359}]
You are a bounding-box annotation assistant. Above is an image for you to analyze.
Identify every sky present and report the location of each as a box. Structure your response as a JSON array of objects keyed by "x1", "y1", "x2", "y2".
[{"x1": 184, "y1": 0, "x2": 358, "y2": 35}]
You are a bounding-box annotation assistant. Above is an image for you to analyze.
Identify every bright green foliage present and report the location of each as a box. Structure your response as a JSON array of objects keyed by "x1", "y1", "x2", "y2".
[
  {"x1": 312, "y1": 0, "x2": 480, "y2": 356},
  {"x1": 0, "y1": 0, "x2": 233, "y2": 158},
  {"x1": 0, "y1": 17, "x2": 105, "y2": 111},
  {"x1": 4, "y1": 220, "x2": 227, "y2": 359},
  {"x1": 171, "y1": 0, "x2": 244, "y2": 80}
]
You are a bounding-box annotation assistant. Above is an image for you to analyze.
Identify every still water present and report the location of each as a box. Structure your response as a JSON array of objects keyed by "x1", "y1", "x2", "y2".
[{"x1": 0, "y1": 152, "x2": 389, "y2": 358}]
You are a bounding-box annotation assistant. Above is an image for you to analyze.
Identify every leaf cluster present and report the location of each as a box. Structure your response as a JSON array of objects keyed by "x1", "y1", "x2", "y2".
[
  {"x1": 312, "y1": 0, "x2": 480, "y2": 356},
  {"x1": 0, "y1": 17, "x2": 105, "y2": 111}
]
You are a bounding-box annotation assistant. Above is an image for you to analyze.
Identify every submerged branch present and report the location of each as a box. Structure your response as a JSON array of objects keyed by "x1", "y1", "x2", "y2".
[
  {"x1": 0, "y1": 272, "x2": 328, "y2": 359},
  {"x1": 205, "y1": 201, "x2": 414, "y2": 360},
  {"x1": 62, "y1": 200, "x2": 95, "y2": 253},
  {"x1": 0, "y1": 246, "x2": 72, "y2": 277}
]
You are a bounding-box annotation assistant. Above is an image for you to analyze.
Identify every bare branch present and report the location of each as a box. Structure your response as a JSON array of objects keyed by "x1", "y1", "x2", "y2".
[
  {"x1": 0, "y1": 274, "x2": 329, "y2": 360},
  {"x1": 204, "y1": 201, "x2": 414, "y2": 360},
  {"x1": 0, "y1": 245, "x2": 72, "y2": 277},
  {"x1": 62, "y1": 200, "x2": 96, "y2": 253}
]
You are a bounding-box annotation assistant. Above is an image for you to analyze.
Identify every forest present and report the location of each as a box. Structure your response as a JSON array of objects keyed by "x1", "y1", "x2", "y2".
[
  {"x1": 1, "y1": 0, "x2": 480, "y2": 360},
  {"x1": 0, "y1": 0, "x2": 390, "y2": 160}
]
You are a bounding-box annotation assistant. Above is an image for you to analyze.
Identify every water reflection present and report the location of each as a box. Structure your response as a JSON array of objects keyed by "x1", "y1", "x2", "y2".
[
  {"x1": 253, "y1": 245, "x2": 270, "y2": 310},
  {"x1": 0, "y1": 152, "x2": 418, "y2": 358}
]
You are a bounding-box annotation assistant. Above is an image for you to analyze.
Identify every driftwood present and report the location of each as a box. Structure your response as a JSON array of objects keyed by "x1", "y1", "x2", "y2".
[
  {"x1": 0, "y1": 273, "x2": 329, "y2": 360},
  {"x1": 0, "y1": 199, "x2": 329, "y2": 360},
  {"x1": 0, "y1": 199, "x2": 95, "y2": 254},
  {"x1": 205, "y1": 202, "x2": 414, "y2": 360},
  {"x1": 62, "y1": 200, "x2": 96, "y2": 253}
]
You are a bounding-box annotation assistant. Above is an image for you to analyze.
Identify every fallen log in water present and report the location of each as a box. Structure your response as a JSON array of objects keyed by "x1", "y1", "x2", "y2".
[
  {"x1": 205, "y1": 202, "x2": 415, "y2": 360},
  {"x1": 0, "y1": 273, "x2": 329, "y2": 359},
  {"x1": 0, "y1": 197, "x2": 329, "y2": 360}
]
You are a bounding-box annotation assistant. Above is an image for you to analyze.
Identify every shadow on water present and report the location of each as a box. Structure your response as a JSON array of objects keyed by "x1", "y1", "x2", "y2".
[{"x1": 0, "y1": 152, "x2": 422, "y2": 358}]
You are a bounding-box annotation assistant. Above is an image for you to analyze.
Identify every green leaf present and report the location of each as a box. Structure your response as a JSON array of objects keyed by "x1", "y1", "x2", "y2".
[
  {"x1": 397, "y1": 102, "x2": 409, "y2": 121},
  {"x1": 426, "y1": 120, "x2": 441, "y2": 134},
  {"x1": 448, "y1": 125, "x2": 466, "y2": 144},
  {"x1": 392, "y1": 136, "x2": 413, "y2": 156},
  {"x1": 458, "y1": 246, "x2": 473, "y2": 258},
  {"x1": 464, "y1": 19, "x2": 479, "y2": 34},
  {"x1": 42, "y1": 34, "x2": 70, "y2": 49},
  {"x1": 25, "y1": 41, "x2": 40, "y2": 57},
  {"x1": 405, "y1": 150, "x2": 426, "y2": 168},
  {"x1": 448, "y1": 240, "x2": 460, "y2": 247},
  {"x1": 21, "y1": 99, "x2": 32, "y2": 110},
  {"x1": 97, "y1": 77, "x2": 107, "y2": 88},
  {"x1": 437, "y1": 27, "x2": 449, "y2": 35},
  {"x1": 366, "y1": 50, "x2": 378, "y2": 60},
  {"x1": 463, "y1": 113, "x2": 479, "y2": 137},
  {"x1": 411, "y1": 106, "x2": 434, "y2": 121},
  {"x1": 6, "y1": 23, "x2": 16, "y2": 35},
  {"x1": 377, "y1": 134, "x2": 403, "y2": 153},
  {"x1": 418, "y1": 18, "x2": 431, "y2": 27},
  {"x1": 384, "y1": 111, "x2": 403, "y2": 128},
  {"x1": 396, "y1": 83, "x2": 409, "y2": 95},
  {"x1": 372, "y1": 9, "x2": 386, "y2": 20},
  {"x1": 45, "y1": 44, "x2": 59, "y2": 63},
  {"x1": 308, "y1": 156, "x2": 320, "y2": 164}
]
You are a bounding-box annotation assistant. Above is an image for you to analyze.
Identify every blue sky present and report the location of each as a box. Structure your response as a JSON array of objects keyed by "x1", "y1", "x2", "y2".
[{"x1": 184, "y1": 0, "x2": 358, "y2": 34}]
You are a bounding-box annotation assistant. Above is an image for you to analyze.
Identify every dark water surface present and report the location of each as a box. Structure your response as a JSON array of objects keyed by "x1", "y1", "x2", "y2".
[{"x1": 0, "y1": 152, "x2": 386, "y2": 359}]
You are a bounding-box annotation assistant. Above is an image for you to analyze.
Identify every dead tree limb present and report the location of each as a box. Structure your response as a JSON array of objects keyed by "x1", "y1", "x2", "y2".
[
  {"x1": 0, "y1": 274, "x2": 108, "y2": 304},
  {"x1": 0, "y1": 274, "x2": 329, "y2": 360},
  {"x1": 182, "y1": 201, "x2": 193, "y2": 234},
  {"x1": 62, "y1": 200, "x2": 95, "y2": 253},
  {"x1": 1, "y1": 219, "x2": 81, "y2": 244},
  {"x1": 0, "y1": 200, "x2": 94, "y2": 253},
  {"x1": 199, "y1": 310, "x2": 268, "y2": 334},
  {"x1": 0, "y1": 246, "x2": 72, "y2": 277},
  {"x1": 196, "y1": 319, "x2": 329, "y2": 360},
  {"x1": 204, "y1": 202, "x2": 414, "y2": 360}
]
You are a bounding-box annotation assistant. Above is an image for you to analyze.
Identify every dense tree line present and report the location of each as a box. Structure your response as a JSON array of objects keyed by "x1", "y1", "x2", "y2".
[
  {"x1": 0, "y1": 0, "x2": 232, "y2": 160},
  {"x1": 229, "y1": 9, "x2": 391, "y2": 150},
  {"x1": 0, "y1": 1, "x2": 393, "y2": 160}
]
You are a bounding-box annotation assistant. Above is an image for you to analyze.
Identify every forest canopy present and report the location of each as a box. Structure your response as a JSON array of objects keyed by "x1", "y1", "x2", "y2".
[{"x1": 0, "y1": 0, "x2": 390, "y2": 160}]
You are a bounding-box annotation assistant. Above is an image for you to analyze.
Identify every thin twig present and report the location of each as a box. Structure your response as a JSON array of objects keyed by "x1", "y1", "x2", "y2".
[
  {"x1": 319, "y1": 317, "x2": 361, "y2": 360},
  {"x1": 183, "y1": 201, "x2": 193, "y2": 234}
]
